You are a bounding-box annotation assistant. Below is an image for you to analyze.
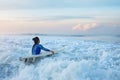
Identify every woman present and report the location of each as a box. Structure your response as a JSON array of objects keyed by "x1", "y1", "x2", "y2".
[{"x1": 32, "y1": 37, "x2": 54, "y2": 55}]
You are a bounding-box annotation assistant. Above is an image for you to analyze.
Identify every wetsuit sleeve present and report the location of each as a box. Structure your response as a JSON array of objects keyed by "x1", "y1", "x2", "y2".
[{"x1": 40, "y1": 45, "x2": 50, "y2": 52}]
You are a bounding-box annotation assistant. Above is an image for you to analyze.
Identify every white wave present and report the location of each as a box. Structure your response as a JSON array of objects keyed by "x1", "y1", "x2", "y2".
[{"x1": 0, "y1": 35, "x2": 120, "y2": 80}]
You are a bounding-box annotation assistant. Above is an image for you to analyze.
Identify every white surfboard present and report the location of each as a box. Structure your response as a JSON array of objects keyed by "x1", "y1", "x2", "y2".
[
  {"x1": 19, "y1": 52, "x2": 53, "y2": 64},
  {"x1": 19, "y1": 46, "x2": 66, "y2": 64}
]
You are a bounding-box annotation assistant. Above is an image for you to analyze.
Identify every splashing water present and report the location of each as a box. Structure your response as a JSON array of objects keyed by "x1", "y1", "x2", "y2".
[{"x1": 0, "y1": 35, "x2": 120, "y2": 80}]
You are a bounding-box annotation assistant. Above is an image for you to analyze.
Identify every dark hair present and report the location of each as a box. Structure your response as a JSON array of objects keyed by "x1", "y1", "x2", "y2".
[{"x1": 32, "y1": 37, "x2": 40, "y2": 44}]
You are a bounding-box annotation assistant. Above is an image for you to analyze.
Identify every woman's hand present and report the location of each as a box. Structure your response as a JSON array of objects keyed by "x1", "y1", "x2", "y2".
[{"x1": 50, "y1": 50, "x2": 54, "y2": 54}]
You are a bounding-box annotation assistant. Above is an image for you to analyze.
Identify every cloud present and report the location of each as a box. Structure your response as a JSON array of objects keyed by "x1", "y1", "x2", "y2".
[
  {"x1": 17, "y1": 16, "x2": 94, "y2": 21},
  {"x1": 72, "y1": 23, "x2": 97, "y2": 31},
  {"x1": 49, "y1": 16, "x2": 94, "y2": 20}
]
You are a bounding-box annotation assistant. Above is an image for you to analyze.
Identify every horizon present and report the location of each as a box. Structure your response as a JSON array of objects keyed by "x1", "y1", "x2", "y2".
[
  {"x1": 0, "y1": 33, "x2": 120, "y2": 36},
  {"x1": 0, "y1": 0, "x2": 120, "y2": 35}
]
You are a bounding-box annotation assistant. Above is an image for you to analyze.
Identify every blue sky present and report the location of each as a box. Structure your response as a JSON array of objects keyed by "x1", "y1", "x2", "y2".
[{"x1": 0, "y1": 0, "x2": 120, "y2": 35}]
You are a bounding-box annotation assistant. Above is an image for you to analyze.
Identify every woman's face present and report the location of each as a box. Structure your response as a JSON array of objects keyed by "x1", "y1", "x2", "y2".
[{"x1": 38, "y1": 40, "x2": 40, "y2": 43}]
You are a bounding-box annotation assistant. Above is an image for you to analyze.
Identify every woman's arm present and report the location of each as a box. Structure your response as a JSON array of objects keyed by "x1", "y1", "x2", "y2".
[{"x1": 40, "y1": 45, "x2": 54, "y2": 54}]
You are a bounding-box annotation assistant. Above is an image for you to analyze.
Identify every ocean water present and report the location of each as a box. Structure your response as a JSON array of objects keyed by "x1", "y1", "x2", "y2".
[{"x1": 0, "y1": 35, "x2": 120, "y2": 80}]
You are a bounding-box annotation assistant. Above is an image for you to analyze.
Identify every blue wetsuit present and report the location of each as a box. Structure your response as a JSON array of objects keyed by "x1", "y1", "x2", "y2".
[{"x1": 32, "y1": 44, "x2": 50, "y2": 55}]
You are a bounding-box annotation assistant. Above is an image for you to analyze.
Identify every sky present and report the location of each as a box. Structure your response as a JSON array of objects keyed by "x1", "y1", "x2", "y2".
[{"x1": 0, "y1": 0, "x2": 120, "y2": 35}]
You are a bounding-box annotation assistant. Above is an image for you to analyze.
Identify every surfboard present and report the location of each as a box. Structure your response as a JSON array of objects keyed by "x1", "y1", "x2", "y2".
[
  {"x1": 19, "y1": 52, "x2": 54, "y2": 64},
  {"x1": 19, "y1": 46, "x2": 66, "y2": 65}
]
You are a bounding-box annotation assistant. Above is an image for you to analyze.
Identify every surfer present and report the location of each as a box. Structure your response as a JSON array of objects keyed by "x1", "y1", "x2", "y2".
[{"x1": 32, "y1": 37, "x2": 54, "y2": 55}]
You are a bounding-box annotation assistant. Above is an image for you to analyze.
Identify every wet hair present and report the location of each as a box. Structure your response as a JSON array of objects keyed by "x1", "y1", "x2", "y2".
[{"x1": 32, "y1": 37, "x2": 40, "y2": 44}]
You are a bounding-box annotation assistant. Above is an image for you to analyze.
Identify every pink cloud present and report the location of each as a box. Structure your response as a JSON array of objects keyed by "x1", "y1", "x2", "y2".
[{"x1": 72, "y1": 23, "x2": 97, "y2": 31}]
